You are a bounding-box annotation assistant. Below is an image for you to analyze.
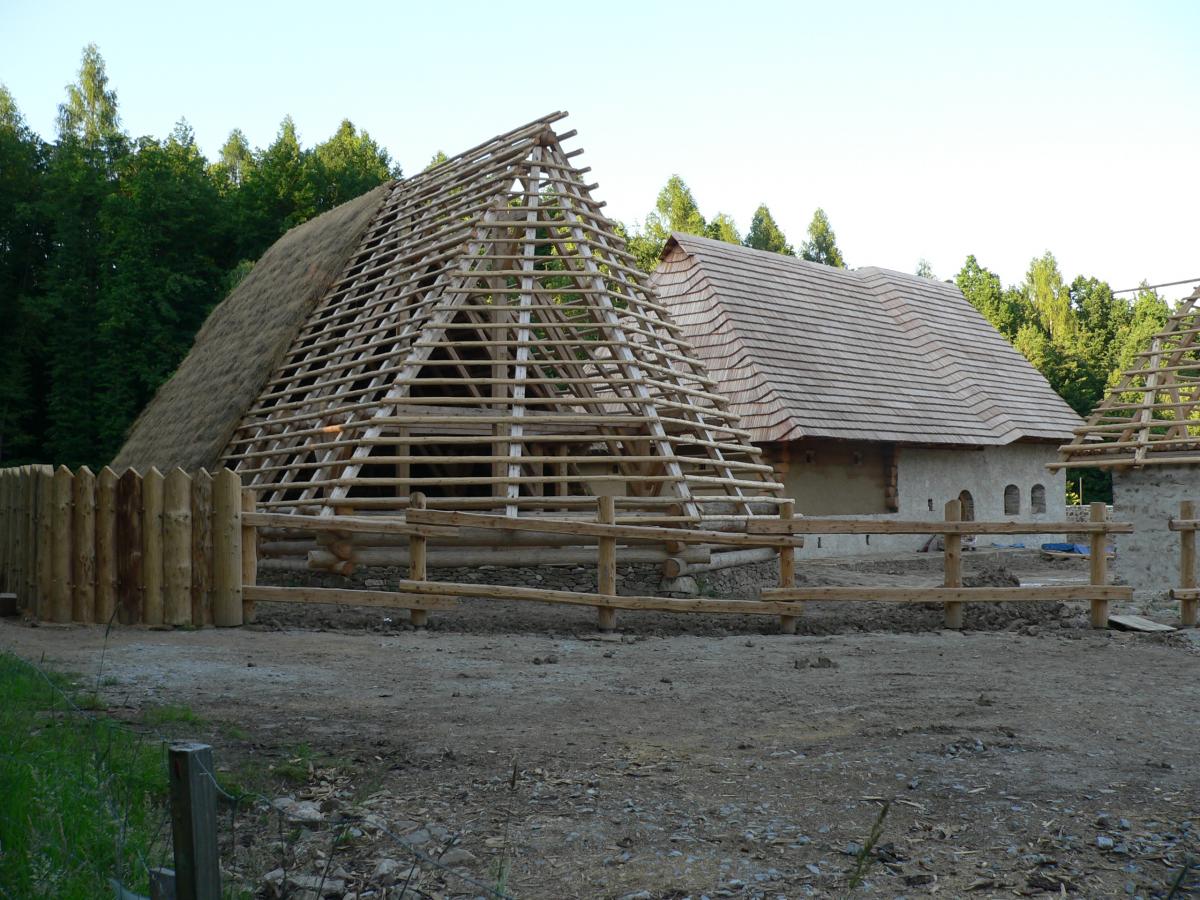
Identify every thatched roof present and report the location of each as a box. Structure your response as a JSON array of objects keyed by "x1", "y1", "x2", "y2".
[
  {"x1": 113, "y1": 183, "x2": 389, "y2": 472},
  {"x1": 1055, "y1": 286, "x2": 1200, "y2": 470},
  {"x1": 654, "y1": 233, "x2": 1082, "y2": 447}
]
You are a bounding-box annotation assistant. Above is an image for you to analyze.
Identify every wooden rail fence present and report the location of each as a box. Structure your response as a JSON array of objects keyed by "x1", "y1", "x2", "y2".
[
  {"x1": 0, "y1": 466, "x2": 249, "y2": 626},
  {"x1": 247, "y1": 496, "x2": 1134, "y2": 632}
]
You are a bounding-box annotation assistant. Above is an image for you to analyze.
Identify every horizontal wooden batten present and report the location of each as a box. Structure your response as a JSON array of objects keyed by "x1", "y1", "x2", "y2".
[
  {"x1": 243, "y1": 584, "x2": 459, "y2": 610},
  {"x1": 405, "y1": 508, "x2": 805, "y2": 548},
  {"x1": 744, "y1": 518, "x2": 1132, "y2": 535},
  {"x1": 761, "y1": 585, "x2": 1133, "y2": 603}
]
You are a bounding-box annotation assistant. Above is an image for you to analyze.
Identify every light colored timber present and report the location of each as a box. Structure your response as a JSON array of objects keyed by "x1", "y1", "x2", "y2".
[
  {"x1": 243, "y1": 584, "x2": 459, "y2": 610},
  {"x1": 95, "y1": 467, "x2": 117, "y2": 625},
  {"x1": 240, "y1": 488, "x2": 258, "y2": 624},
  {"x1": 307, "y1": 544, "x2": 709, "y2": 570},
  {"x1": 761, "y1": 585, "x2": 1134, "y2": 602},
  {"x1": 191, "y1": 469, "x2": 213, "y2": 626},
  {"x1": 36, "y1": 468, "x2": 54, "y2": 619},
  {"x1": 71, "y1": 466, "x2": 96, "y2": 623},
  {"x1": 50, "y1": 466, "x2": 72, "y2": 624},
  {"x1": 745, "y1": 518, "x2": 1132, "y2": 535},
  {"x1": 388, "y1": 578, "x2": 805, "y2": 615},
  {"x1": 596, "y1": 495, "x2": 617, "y2": 631},
  {"x1": 211, "y1": 469, "x2": 243, "y2": 627},
  {"x1": 1089, "y1": 502, "x2": 1109, "y2": 628},
  {"x1": 141, "y1": 467, "x2": 164, "y2": 626},
  {"x1": 1180, "y1": 500, "x2": 1197, "y2": 626},
  {"x1": 942, "y1": 499, "x2": 964, "y2": 629},
  {"x1": 404, "y1": 508, "x2": 806, "y2": 547},
  {"x1": 162, "y1": 469, "x2": 193, "y2": 626},
  {"x1": 777, "y1": 500, "x2": 798, "y2": 634},
  {"x1": 408, "y1": 492, "x2": 429, "y2": 628}
]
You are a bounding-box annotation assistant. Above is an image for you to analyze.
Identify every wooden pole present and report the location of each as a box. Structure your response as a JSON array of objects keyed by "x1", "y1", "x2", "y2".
[
  {"x1": 1, "y1": 469, "x2": 11, "y2": 594},
  {"x1": 116, "y1": 469, "x2": 144, "y2": 625},
  {"x1": 211, "y1": 469, "x2": 243, "y2": 627},
  {"x1": 240, "y1": 487, "x2": 257, "y2": 624},
  {"x1": 1181, "y1": 500, "x2": 1197, "y2": 627},
  {"x1": 36, "y1": 467, "x2": 54, "y2": 620},
  {"x1": 191, "y1": 470, "x2": 213, "y2": 626},
  {"x1": 943, "y1": 499, "x2": 963, "y2": 629},
  {"x1": 95, "y1": 467, "x2": 118, "y2": 625},
  {"x1": 71, "y1": 466, "x2": 96, "y2": 623},
  {"x1": 23, "y1": 467, "x2": 37, "y2": 613},
  {"x1": 167, "y1": 741, "x2": 221, "y2": 900},
  {"x1": 1089, "y1": 501, "x2": 1109, "y2": 629},
  {"x1": 408, "y1": 492, "x2": 429, "y2": 628},
  {"x1": 597, "y1": 494, "x2": 617, "y2": 632},
  {"x1": 143, "y1": 467, "x2": 165, "y2": 626},
  {"x1": 163, "y1": 468, "x2": 193, "y2": 626},
  {"x1": 777, "y1": 499, "x2": 798, "y2": 634},
  {"x1": 50, "y1": 466, "x2": 73, "y2": 624}
]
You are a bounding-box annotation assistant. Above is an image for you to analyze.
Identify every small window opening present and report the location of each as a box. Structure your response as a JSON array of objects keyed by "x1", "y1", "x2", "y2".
[
  {"x1": 927, "y1": 498, "x2": 934, "y2": 511},
  {"x1": 1004, "y1": 484, "x2": 1020, "y2": 516},
  {"x1": 1031, "y1": 484, "x2": 1047, "y2": 515},
  {"x1": 958, "y1": 489, "x2": 976, "y2": 522}
]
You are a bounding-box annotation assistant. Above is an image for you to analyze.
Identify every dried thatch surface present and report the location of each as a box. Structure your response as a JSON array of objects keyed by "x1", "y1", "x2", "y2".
[{"x1": 113, "y1": 183, "x2": 390, "y2": 473}]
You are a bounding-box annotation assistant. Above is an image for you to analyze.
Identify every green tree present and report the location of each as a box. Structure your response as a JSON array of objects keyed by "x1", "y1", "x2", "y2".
[
  {"x1": 916, "y1": 259, "x2": 935, "y2": 279},
  {"x1": 743, "y1": 204, "x2": 794, "y2": 255},
  {"x1": 1024, "y1": 251, "x2": 1074, "y2": 343},
  {"x1": 55, "y1": 43, "x2": 119, "y2": 147},
  {"x1": 306, "y1": 119, "x2": 397, "y2": 213},
  {"x1": 955, "y1": 255, "x2": 1033, "y2": 341},
  {"x1": 799, "y1": 207, "x2": 844, "y2": 267},
  {"x1": 212, "y1": 128, "x2": 254, "y2": 190},
  {"x1": 705, "y1": 212, "x2": 741, "y2": 244},
  {"x1": 425, "y1": 150, "x2": 448, "y2": 171},
  {"x1": 235, "y1": 116, "x2": 313, "y2": 260}
]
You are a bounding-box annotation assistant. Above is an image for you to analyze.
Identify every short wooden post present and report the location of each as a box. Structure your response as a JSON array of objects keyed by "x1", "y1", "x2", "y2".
[
  {"x1": 408, "y1": 492, "x2": 429, "y2": 628},
  {"x1": 240, "y1": 487, "x2": 257, "y2": 624},
  {"x1": 1, "y1": 470, "x2": 11, "y2": 593},
  {"x1": 71, "y1": 466, "x2": 96, "y2": 623},
  {"x1": 211, "y1": 469, "x2": 243, "y2": 627},
  {"x1": 143, "y1": 467, "x2": 165, "y2": 626},
  {"x1": 597, "y1": 495, "x2": 617, "y2": 632},
  {"x1": 943, "y1": 499, "x2": 963, "y2": 629},
  {"x1": 163, "y1": 469, "x2": 193, "y2": 626},
  {"x1": 191, "y1": 470, "x2": 213, "y2": 626},
  {"x1": 1181, "y1": 500, "x2": 1197, "y2": 627},
  {"x1": 50, "y1": 466, "x2": 73, "y2": 624},
  {"x1": 36, "y1": 467, "x2": 54, "y2": 619},
  {"x1": 167, "y1": 741, "x2": 221, "y2": 900},
  {"x1": 1089, "y1": 501, "x2": 1109, "y2": 628},
  {"x1": 95, "y1": 467, "x2": 118, "y2": 624},
  {"x1": 777, "y1": 500, "x2": 798, "y2": 634},
  {"x1": 24, "y1": 467, "x2": 39, "y2": 613},
  {"x1": 116, "y1": 469, "x2": 144, "y2": 624}
]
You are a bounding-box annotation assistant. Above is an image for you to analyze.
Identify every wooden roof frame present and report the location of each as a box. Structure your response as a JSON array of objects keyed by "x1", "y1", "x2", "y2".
[{"x1": 220, "y1": 113, "x2": 781, "y2": 521}]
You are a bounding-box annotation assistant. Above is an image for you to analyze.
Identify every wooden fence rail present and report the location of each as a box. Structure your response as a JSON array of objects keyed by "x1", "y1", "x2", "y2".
[
  {"x1": 1168, "y1": 499, "x2": 1200, "y2": 627},
  {"x1": 0, "y1": 466, "x2": 247, "y2": 627}
]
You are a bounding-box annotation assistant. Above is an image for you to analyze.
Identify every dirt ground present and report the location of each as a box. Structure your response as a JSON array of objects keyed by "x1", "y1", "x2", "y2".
[{"x1": 4, "y1": 551, "x2": 1199, "y2": 899}]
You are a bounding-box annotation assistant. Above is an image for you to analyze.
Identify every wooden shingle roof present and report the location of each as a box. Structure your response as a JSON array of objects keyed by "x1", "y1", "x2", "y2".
[{"x1": 654, "y1": 233, "x2": 1082, "y2": 446}]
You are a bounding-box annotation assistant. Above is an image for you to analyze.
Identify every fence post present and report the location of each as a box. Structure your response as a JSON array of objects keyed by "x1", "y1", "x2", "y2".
[
  {"x1": 777, "y1": 500, "x2": 798, "y2": 635},
  {"x1": 1, "y1": 469, "x2": 11, "y2": 594},
  {"x1": 240, "y1": 487, "x2": 257, "y2": 624},
  {"x1": 597, "y1": 495, "x2": 618, "y2": 632},
  {"x1": 24, "y1": 467, "x2": 39, "y2": 613},
  {"x1": 163, "y1": 469, "x2": 193, "y2": 626},
  {"x1": 1089, "y1": 501, "x2": 1109, "y2": 628},
  {"x1": 212, "y1": 469, "x2": 243, "y2": 627},
  {"x1": 408, "y1": 492, "x2": 429, "y2": 628},
  {"x1": 167, "y1": 742, "x2": 221, "y2": 900},
  {"x1": 943, "y1": 499, "x2": 963, "y2": 629},
  {"x1": 96, "y1": 467, "x2": 118, "y2": 625},
  {"x1": 36, "y1": 467, "x2": 54, "y2": 619},
  {"x1": 116, "y1": 469, "x2": 144, "y2": 624},
  {"x1": 191, "y1": 470, "x2": 213, "y2": 626},
  {"x1": 1181, "y1": 500, "x2": 1197, "y2": 627},
  {"x1": 143, "y1": 468, "x2": 165, "y2": 626},
  {"x1": 50, "y1": 466, "x2": 73, "y2": 624},
  {"x1": 72, "y1": 466, "x2": 96, "y2": 623}
]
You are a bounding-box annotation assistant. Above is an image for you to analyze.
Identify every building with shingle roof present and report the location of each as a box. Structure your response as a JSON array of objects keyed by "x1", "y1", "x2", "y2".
[{"x1": 654, "y1": 233, "x2": 1083, "y2": 554}]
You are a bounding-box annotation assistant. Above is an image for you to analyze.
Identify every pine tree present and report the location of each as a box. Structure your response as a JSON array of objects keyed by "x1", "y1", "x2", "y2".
[
  {"x1": 307, "y1": 119, "x2": 397, "y2": 213},
  {"x1": 743, "y1": 204, "x2": 793, "y2": 255},
  {"x1": 799, "y1": 207, "x2": 845, "y2": 267}
]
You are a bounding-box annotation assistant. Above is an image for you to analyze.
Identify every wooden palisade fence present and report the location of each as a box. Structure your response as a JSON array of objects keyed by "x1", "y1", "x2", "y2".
[{"x1": 0, "y1": 466, "x2": 250, "y2": 627}]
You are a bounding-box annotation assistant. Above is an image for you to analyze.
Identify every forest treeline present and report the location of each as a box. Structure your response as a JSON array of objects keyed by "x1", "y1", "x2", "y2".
[{"x1": 0, "y1": 45, "x2": 1172, "y2": 502}]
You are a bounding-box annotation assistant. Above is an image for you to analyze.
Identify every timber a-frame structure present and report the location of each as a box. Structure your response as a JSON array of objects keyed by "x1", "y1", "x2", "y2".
[
  {"x1": 1056, "y1": 285, "x2": 1200, "y2": 470},
  {"x1": 219, "y1": 113, "x2": 781, "y2": 523}
]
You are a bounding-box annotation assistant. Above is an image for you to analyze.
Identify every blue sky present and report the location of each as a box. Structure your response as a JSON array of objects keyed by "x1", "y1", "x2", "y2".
[{"x1": 3, "y1": 0, "x2": 1197, "y2": 296}]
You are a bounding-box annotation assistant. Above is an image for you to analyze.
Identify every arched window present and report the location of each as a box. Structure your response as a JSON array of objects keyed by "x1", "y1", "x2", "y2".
[
  {"x1": 958, "y1": 489, "x2": 975, "y2": 522},
  {"x1": 1031, "y1": 484, "x2": 1047, "y2": 515},
  {"x1": 1004, "y1": 484, "x2": 1020, "y2": 515}
]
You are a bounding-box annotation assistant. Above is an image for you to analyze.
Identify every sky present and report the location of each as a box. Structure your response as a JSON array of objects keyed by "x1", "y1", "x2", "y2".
[{"x1": 3, "y1": 0, "x2": 1198, "y2": 298}]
